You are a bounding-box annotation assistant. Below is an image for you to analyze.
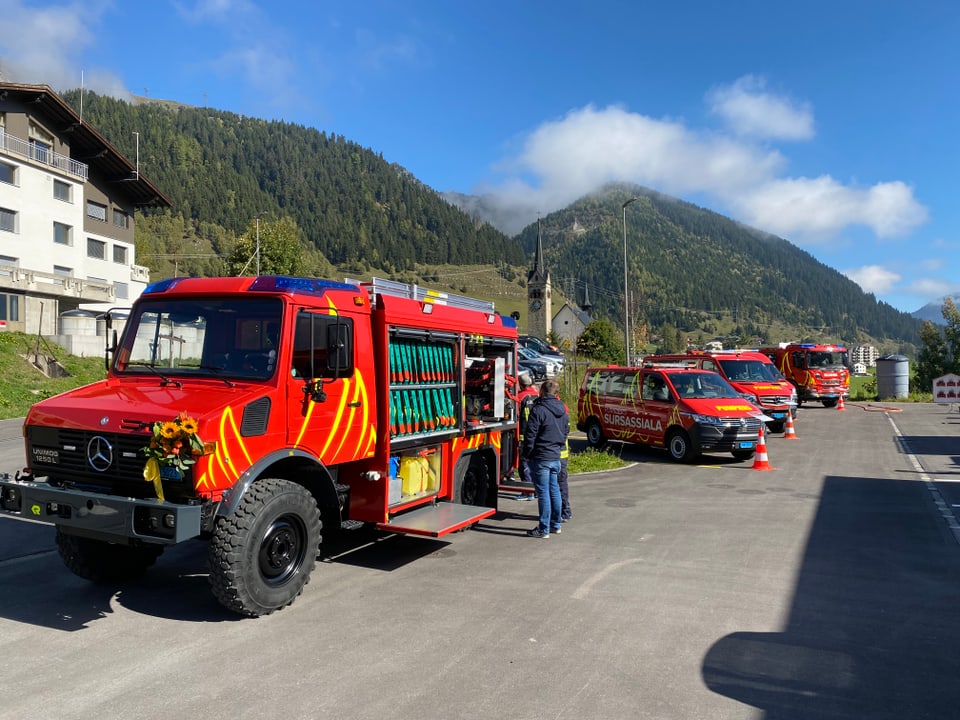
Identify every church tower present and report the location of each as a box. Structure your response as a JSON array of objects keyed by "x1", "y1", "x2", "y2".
[{"x1": 527, "y1": 219, "x2": 552, "y2": 339}]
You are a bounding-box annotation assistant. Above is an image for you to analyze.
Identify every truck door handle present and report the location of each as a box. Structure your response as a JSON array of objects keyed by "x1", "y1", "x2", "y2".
[{"x1": 348, "y1": 401, "x2": 362, "y2": 407}]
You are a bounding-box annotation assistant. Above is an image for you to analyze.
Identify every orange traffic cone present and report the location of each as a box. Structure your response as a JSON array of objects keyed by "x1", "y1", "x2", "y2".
[
  {"x1": 837, "y1": 394, "x2": 846, "y2": 411},
  {"x1": 783, "y1": 413, "x2": 798, "y2": 440},
  {"x1": 751, "y1": 423, "x2": 775, "y2": 471}
]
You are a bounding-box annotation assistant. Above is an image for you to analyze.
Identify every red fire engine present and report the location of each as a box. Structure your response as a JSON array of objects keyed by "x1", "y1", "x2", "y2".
[
  {"x1": 0, "y1": 276, "x2": 521, "y2": 616},
  {"x1": 758, "y1": 343, "x2": 850, "y2": 408}
]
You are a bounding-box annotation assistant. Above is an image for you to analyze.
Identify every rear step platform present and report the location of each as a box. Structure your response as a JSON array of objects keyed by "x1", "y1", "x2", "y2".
[{"x1": 377, "y1": 503, "x2": 495, "y2": 537}]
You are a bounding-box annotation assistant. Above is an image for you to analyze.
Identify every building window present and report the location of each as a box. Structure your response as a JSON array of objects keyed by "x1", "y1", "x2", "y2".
[
  {"x1": 86, "y1": 201, "x2": 107, "y2": 222},
  {"x1": 53, "y1": 265, "x2": 73, "y2": 276},
  {"x1": 115, "y1": 281, "x2": 129, "y2": 300},
  {"x1": 0, "y1": 207, "x2": 17, "y2": 233},
  {"x1": 54, "y1": 222, "x2": 72, "y2": 246},
  {"x1": 113, "y1": 245, "x2": 128, "y2": 264},
  {"x1": 0, "y1": 255, "x2": 16, "y2": 278},
  {"x1": 29, "y1": 139, "x2": 51, "y2": 164},
  {"x1": 0, "y1": 160, "x2": 16, "y2": 185},
  {"x1": 112, "y1": 209, "x2": 129, "y2": 228},
  {"x1": 0, "y1": 293, "x2": 21, "y2": 322},
  {"x1": 87, "y1": 238, "x2": 106, "y2": 260},
  {"x1": 53, "y1": 179, "x2": 72, "y2": 202}
]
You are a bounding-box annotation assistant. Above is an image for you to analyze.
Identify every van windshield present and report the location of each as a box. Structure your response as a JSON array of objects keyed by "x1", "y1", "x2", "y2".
[
  {"x1": 666, "y1": 371, "x2": 740, "y2": 399},
  {"x1": 717, "y1": 359, "x2": 777, "y2": 382}
]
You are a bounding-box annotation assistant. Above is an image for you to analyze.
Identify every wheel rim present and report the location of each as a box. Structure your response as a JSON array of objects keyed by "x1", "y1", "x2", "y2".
[
  {"x1": 258, "y1": 515, "x2": 307, "y2": 586},
  {"x1": 587, "y1": 421, "x2": 602, "y2": 446},
  {"x1": 670, "y1": 434, "x2": 686, "y2": 459}
]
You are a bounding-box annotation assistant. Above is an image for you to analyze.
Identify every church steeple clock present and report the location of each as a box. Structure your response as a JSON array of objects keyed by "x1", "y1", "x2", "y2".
[{"x1": 527, "y1": 218, "x2": 551, "y2": 339}]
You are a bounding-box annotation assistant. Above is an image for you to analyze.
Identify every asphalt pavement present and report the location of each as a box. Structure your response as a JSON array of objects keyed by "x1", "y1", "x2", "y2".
[{"x1": 1, "y1": 403, "x2": 959, "y2": 719}]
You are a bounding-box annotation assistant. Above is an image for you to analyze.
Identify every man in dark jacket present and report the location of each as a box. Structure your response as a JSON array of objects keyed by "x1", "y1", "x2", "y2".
[{"x1": 520, "y1": 379, "x2": 569, "y2": 538}]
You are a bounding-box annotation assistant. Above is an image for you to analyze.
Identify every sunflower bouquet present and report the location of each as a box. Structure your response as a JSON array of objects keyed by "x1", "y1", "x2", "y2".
[{"x1": 143, "y1": 413, "x2": 206, "y2": 501}]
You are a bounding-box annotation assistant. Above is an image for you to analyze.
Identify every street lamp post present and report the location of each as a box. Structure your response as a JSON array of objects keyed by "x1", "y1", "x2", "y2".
[
  {"x1": 622, "y1": 197, "x2": 638, "y2": 365},
  {"x1": 254, "y1": 212, "x2": 266, "y2": 276}
]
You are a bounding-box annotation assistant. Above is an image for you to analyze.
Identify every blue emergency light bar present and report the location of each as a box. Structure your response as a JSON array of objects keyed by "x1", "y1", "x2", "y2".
[{"x1": 249, "y1": 276, "x2": 356, "y2": 296}]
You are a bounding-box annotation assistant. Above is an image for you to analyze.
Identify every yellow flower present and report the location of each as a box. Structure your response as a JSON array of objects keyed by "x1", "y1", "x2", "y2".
[
  {"x1": 180, "y1": 417, "x2": 199, "y2": 435},
  {"x1": 159, "y1": 421, "x2": 179, "y2": 439}
]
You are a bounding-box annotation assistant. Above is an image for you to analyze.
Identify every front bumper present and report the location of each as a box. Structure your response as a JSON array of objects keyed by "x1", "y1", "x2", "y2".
[
  {"x1": 692, "y1": 420, "x2": 761, "y2": 453},
  {"x1": 0, "y1": 479, "x2": 202, "y2": 545}
]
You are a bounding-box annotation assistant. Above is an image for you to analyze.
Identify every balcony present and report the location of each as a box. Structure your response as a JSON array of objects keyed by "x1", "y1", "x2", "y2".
[{"x1": 0, "y1": 129, "x2": 89, "y2": 180}]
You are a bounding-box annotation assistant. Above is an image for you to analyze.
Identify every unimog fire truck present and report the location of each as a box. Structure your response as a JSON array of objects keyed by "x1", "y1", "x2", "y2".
[
  {"x1": 759, "y1": 343, "x2": 850, "y2": 408},
  {"x1": 0, "y1": 276, "x2": 522, "y2": 616}
]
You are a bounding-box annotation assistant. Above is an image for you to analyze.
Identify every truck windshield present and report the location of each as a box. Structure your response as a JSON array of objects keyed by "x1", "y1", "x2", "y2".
[
  {"x1": 116, "y1": 297, "x2": 283, "y2": 380},
  {"x1": 806, "y1": 351, "x2": 848, "y2": 369},
  {"x1": 717, "y1": 359, "x2": 776, "y2": 382}
]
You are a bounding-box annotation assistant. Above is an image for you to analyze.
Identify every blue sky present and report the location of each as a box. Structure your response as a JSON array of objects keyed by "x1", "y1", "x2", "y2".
[{"x1": 1, "y1": 0, "x2": 957, "y2": 314}]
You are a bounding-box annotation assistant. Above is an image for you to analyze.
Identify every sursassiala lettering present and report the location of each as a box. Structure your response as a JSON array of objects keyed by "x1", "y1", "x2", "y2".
[{"x1": 602, "y1": 413, "x2": 663, "y2": 432}]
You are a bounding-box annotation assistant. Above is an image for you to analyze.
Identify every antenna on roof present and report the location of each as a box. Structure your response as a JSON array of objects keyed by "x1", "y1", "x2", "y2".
[
  {"x1": 132, "y1": 131, "x2": 139, "y2": 181},
  {"x1": 79, "y1": 70, "x2": 84, "y2": 125}
]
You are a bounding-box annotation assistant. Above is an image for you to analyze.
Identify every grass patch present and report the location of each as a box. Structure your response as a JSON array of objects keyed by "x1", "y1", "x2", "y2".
[
  {"x1": 0, "y1": 332, "x2": 106, "y2": 419},
  {"x1": 568, "y1": 446, "x2": 629, "y2": 474}
]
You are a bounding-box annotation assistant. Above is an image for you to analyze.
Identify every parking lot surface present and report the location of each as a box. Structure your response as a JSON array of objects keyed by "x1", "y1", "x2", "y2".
[{"x1": 1, "y1": 403, "x2": 959, "y2": 719}]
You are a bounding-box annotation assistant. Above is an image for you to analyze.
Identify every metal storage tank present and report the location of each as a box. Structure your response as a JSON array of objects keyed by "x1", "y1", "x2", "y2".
[
  {"x1": 876, "y1": 354, "x2": 909, "y2": 399},
  {"x1": 58, "y1": 309, "x2": 97, "y2": 336}
]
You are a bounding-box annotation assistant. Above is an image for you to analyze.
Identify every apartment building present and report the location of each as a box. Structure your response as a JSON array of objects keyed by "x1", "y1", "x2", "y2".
[
  {"x1": 0, "y1": 82, "x2": 169, "y2": 337},
  {"x1": 850, "y1": 344, "x2": 879, "y2": 368}
]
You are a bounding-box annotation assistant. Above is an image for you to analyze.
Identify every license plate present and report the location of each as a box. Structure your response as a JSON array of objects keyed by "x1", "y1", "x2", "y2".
[
  {"x1": 739, "y1": 441, "x2": 754, "y2": 449},
  {"x1": 772, "y1": 412, "x2": 785, "y2": 419}
]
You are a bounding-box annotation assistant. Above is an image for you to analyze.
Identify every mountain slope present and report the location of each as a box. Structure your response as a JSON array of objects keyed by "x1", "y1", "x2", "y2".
[
  {"x1": 509, "y1": 185, "x2": 921, "y2": 346},
  {"x1": 61, "y1": 90, "x2": 525, "y2": 275}
]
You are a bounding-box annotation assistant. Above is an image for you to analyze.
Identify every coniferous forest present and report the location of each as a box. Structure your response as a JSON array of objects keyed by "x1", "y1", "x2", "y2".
[{"x1": 60, "y1": 90, "x2": 922, "y2": 350}]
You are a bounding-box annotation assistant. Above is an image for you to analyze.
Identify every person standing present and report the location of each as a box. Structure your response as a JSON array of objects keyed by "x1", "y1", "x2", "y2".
[
  {"x1": 514, "y1": 372, "x2": 540, "y2": 499},
  {"x1": 521, "y1": 379, "x2": 569, "y2": 538},
  {"x1": 558, "y1": 436, "x2": 572, "y2": 521}
]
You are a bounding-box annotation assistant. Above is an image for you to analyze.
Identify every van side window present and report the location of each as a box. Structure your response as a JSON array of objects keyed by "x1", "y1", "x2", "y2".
[
  {"x1": 642, "y1": 373, "x2": 670, "y2": 402},
  {"x1": 607, "y1": 372, "x2": 630, "y2": 398}
]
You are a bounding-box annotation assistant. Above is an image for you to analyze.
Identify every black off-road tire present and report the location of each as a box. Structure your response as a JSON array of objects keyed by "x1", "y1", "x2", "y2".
[
  {"x1": 56, "y1": 528, "x2": 163, "y2": 582},
  {"x1": 822, "y1": 398, "x2": 839, "y2": 408},
  {"x1": 667, "y1": 429, "x2": 699, "y2": 463},
  {"x1": 208, "y1": 478, "x2": 321, "y2": 617},
  {"x1": 585, "y1": 419, "x2": 607, "y2": 450}
]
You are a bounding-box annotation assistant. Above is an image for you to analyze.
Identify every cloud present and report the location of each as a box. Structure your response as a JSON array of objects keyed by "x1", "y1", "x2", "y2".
[
  {"x1": 733, "y1": 177, "x2": 928, "y2": 240},
  {"x1": 707, "y1": 75, "x2": 814, "y2": 141},
  {"x1": 0, "y1": 0, "x2": 124, "y2": 95},
  {"x1": 907, "y1": 278, "x2": 960, "y2": 298},
  {"x1": 478, "y1": 94, "x2": 928, "y2": 240},
  {"x1": 844, "y1": 265, "x2": 901, "y2": 294}
]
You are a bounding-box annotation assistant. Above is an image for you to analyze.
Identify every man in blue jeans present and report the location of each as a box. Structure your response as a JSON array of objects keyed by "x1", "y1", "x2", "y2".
[{"x1": 520, "y1": 379, "x2": 569, "y2": 538}]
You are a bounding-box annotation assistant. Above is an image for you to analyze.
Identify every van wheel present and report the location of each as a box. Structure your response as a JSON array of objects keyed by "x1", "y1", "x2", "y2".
[
  {"x1": 208, "y1": 478, "x2": 321, "y2": 617},
  {"x1": 667, "y1": 429, "x2": 699, "y2": 463},
  {"x1": 585, "y1": 419, "x2": 607, "y2": 450}
]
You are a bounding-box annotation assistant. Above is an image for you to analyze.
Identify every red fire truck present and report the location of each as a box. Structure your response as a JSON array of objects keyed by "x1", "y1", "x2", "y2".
[
  {"x1": 759, "y1": 343, "x2": 850, "y2": 408},
  {"x1": 0, "y1": 276, "x2": 522, "y2": 616}
]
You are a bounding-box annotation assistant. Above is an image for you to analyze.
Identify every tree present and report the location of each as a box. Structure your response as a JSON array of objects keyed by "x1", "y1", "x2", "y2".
[
  {"x1": 577, "y1": 319, "x2": 624, "y2": 364},
  {"x1": 914, "y1": 297, "x2": 960, "y2": 392},
  {"x1": 227, "y1": 216, "x2": 331, "y2": 277}
]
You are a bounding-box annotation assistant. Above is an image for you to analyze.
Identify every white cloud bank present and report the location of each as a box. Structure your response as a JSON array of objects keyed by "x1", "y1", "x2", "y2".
[
  {"x1": 479, "y1": 78, "x2": 928, "y2": 244},
  {"x1": 844, "y1": 265, "x2": 901, "y2": 295}
]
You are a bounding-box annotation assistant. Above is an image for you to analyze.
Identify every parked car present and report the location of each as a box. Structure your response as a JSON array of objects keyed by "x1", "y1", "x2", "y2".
[
  {"x1": 520, "y1": 335, "x2": 564, "y2": 362},
  {"x1": 519, "y1": 358, "x2": 547, "y2": 382},
  {"x1": 519, "y1": 346, "x2": 561, "y2": 376}
]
